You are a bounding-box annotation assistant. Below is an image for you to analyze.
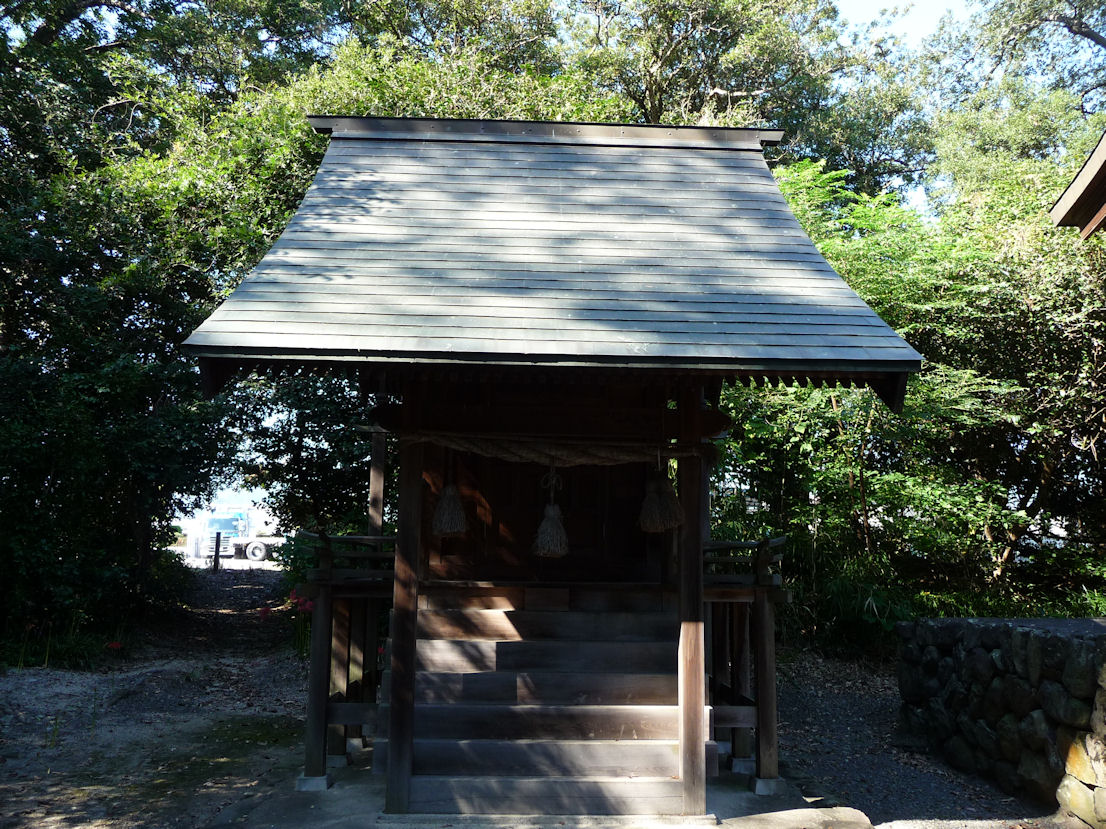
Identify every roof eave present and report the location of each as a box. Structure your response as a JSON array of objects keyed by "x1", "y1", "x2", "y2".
[
  {"x1": 187, "y1": 347, "x2": 920, "y2": 411},
  {"x1": 1052, "y1": 128, "x2": 1106, "y2": 237}
]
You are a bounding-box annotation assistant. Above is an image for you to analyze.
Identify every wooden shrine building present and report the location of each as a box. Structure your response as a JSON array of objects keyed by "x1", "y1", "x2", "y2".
[{"x1": 184, "y1": 117, "x2": 922, "y2": 816}]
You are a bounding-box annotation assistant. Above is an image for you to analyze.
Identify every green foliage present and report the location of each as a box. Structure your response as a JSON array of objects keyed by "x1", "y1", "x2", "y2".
[{"x1": 4, "y1": 0, "x2": 1106, "y2": 659}]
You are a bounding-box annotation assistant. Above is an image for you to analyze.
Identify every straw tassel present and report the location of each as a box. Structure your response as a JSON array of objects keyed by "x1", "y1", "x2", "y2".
[
  {"x1": 432, "y1": 483, "x2": 467, "y2": 537},
  {"x1": 533, "y1": 463, "x2": 568, "y2": 558},
  {"x1": 533, "y1": 503, "x2": 568, "y2": 558},
  {"x1": 639, "y1": 471, "x2": 684, "y2": 533}
]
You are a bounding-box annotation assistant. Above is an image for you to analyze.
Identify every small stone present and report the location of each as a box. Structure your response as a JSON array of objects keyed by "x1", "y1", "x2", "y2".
[
  {"x1": 1011, "y1": 628, "x2": 1029, "y2": 678},
  {"x1": 922, "y1": 644, "x2": 940, "y2": 674},
  {"x1": 1028, "y1": 632, "x2": 1044, "y2": 686},
  {"x1": 1057, "y1": 727, "x2": 1095, "y2": 786},
  {"x1": 1020, "y1": 709, "x2": 1054, "y2": 751},
  {"x1": 1086, "y1": 732, "x2": 1106, "y2": 787},
  {"x1": 1007, "y1": 676, "x2": 1039, "y2": 717},
  {"x1": 927, "y1": 698, "x2": 956, "y2": 741},
  {"x1": 956, "y1": 712, "x2": 976, "y2": 745},
  {"x1": 916, "y1": 620, "x2": 934, "y2": 647},
  {"x1": 980, "y1": 624, "x2": 1006, "y2": 651},
  {"x1": 965, "y1": 647, "x2": 996, "y2": 685},
  {"x1": 991, "y1": 647, "x2": 1006, "y2": 673},
  {"x1": 975, "y1": 719, "x2": 1000, "y2": 759},
  {"x1": 1042, "y1": 634, "x2": 1071, "y2": 679},
  {"x1": 901, "y1": 640, "x2": 922, "y2": 665},
  {"x1": 1094, "y1": 784, "x2": 1106, "y2": 821},
  {"x1": 923, "y1": 676, "x2": 941, "y2": 699},
  {"x1": 1064, "y1": 640, "x2": 1097, "y2": 700},
  {"x1": 1042, "y1": 679, "x2": 1093, "y2": 729},
  {"x1": 937, "y1": 656, "x2": 955, "y2": 685},
  {"x1": 1018, "y1": 750, "x2": 1063, "y2": 804},
  {"x1": 903, "y1": 704, "x2": 928, "y2": 736},
  {"x1": 962, "y1": 622, "x2": 982, "y2": 650},
  {"x1": 933, "y1": 620, "x2": 960, "y2": 648},
  {"x1": 941, "y1": 677, "x2": 968, "y2": 713},
  {"x1": 898, "y1": 661, "x2": 927, "y2": 705},
  {"x1": 997, "y1": 713, "x2": 1023, "y2": 762},
  {"x1": 983, "y1": 676, "x2": 1007, "y2": 724},
  {"x1": 1092, "y1": 688, "x2": 1106, "y2": 737},
  {"x1": 1057, "y1": 774, "x2": 1096, "y2": 826}
]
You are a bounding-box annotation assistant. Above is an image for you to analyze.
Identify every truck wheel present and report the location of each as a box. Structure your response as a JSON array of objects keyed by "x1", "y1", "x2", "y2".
[{"x1": 245, "y1": 542, "x2": 268, "y2": 561}]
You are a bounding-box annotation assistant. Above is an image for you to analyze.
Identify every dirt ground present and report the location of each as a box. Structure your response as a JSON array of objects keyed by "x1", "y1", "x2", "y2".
[
  {"x1": 0, "y1": 572, "x2": 1080, "y2": 829},
  {"x1": 0, "y1": 568, "x2": 308, "y2": 829}
]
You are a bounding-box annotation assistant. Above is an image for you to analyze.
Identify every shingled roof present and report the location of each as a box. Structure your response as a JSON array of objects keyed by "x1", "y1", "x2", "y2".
[{"x1": 184, "y1": 117, "x2": 922, "y2": 409}]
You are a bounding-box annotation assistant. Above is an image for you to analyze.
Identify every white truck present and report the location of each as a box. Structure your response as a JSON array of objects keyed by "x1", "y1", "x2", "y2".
[{"x1": 192, "y1": 509, "x2": 284, "y2": 561}]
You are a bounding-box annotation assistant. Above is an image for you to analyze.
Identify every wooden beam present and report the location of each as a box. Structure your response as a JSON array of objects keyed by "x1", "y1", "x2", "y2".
[
  {"x1": 1081, "y1": 199, "x2": 1106, "y2": 239},
  {"x1": 385, "y1": 440, "x2": 423, "y2": 813},
  {"x1": 375, "y1": 401, "x2": 730, "y2": 443}
]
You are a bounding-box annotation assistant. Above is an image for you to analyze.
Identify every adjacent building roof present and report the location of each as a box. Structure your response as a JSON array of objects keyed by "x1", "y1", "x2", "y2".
[
  {"x1": 184, "y1": 117, "x2": 922, "y2": 408},
  {"x1": 1052, "y1": 128, "x2": 1106, "y2": 239}
]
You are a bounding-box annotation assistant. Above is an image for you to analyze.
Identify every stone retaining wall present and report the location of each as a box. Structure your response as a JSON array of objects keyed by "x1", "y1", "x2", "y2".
[{"x1": 897, "y1": 618, "x2": 1106, "y2": 827}]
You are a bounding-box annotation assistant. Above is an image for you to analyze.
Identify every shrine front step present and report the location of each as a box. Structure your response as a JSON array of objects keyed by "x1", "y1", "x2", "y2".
[
  {"x1": 418, "y1": 585, "x2": 675, "y2": 612},
  {"x1": 381, "y1": 669, "x2": 678, "y2": 704},
  {"x1": 374, "y1": 737, "x2": 719, "y2": 777},
  {"x1": 413, "y1": 639, "x2": 676, "y2": 673},
  {"x1": 377, "y1": 703, "x2": 681, "y2": 740},
  {"x1": 406, "y1": 775, "x2": 685, "y2": 815},
  {"x1": 416, "y1": 609, "x2": 679, "y2": 641}
]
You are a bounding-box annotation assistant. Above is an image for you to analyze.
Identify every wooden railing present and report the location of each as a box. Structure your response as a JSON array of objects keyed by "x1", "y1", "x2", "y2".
[
  {"x1": 299, "y1": 531, "x2": 397, "y2": 782},
  {"x1": 703, "y1": 536, "x2": 790, "y2": 788}
]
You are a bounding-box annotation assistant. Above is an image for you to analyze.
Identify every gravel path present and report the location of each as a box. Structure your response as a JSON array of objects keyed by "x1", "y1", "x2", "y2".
[
  {"x1": 777, "y1": 651, "x2": 1083, "y2": 829},
  {"x1": 0, "y1": 568, "x2": 307, "y2": 829}
]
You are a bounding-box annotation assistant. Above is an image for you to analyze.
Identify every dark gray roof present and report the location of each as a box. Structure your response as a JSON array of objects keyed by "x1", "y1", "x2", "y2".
[{"x1": 185, "y1": 117, "x2": 921, "y2": 400}]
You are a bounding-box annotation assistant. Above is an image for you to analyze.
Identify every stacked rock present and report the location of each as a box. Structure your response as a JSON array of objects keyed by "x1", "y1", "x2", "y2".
[{"x1": 897, "y1": 618, "x2": 1106, "y2": 828}]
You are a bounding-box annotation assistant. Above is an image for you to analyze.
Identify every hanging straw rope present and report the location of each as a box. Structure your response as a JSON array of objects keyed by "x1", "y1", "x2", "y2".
[{"x1": 533, "y1": 463, "x2": 568, "y2": 558}]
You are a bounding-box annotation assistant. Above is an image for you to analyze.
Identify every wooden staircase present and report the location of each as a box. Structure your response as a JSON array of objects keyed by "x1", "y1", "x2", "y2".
[{"x1": 376, "y1": 585, "x2": 717, "y2": 815}]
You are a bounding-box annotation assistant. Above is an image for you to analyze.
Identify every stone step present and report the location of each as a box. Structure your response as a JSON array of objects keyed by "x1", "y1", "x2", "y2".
[
  {"x1": 416, "y1": 609, "x2": 679, "y2": 642},
  {"x1": 381, "y1": 670, "x2": 678, "y2": 704},
  {"x1": 373, "y1": 738, "x2": 719, "y2": 777},
  {"x1": 406, "y1": 775, "x2": 685, "y2": 815},
  {"x1": 378, "y1": 703, "x2": 680, "y2": 740},
  {"x1": 414, "y1": 639, "x2": 676, "y2": 673}
]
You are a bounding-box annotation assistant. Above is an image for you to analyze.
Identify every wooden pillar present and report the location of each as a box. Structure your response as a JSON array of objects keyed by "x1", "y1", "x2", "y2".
[
  {"x1": 677, "y1": 449, "x2": 705, "y2": 816},
  {"x1": 753, "y1": 590, "x2": 779, "y2": 780},
  {"x1": 731, "y1": 603, "x2": 753, "y2": 758},
  {"x1": 385, "y1": 440, "x2": 423, "y2": 813},
  {"x1": 369, "y1": 428, "x2": 386, "y2": 538},
  {"x1": 327, "y1": 598, "x2": 351, "y2": 757},
  {"x1": 303, "y1": 580, "x2": 333, "y2": 780},
  {"x1": 709, "y1": 601, "x2": 728, "y2": 737},
  {"x1": 347, "y1": 597, "x2": 367, "y2": 741}
]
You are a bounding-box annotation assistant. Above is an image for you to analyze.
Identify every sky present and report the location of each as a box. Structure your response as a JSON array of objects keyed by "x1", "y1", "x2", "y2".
[{"x1": 833, "y1": 0, "x2": 969, "y2": 46}]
